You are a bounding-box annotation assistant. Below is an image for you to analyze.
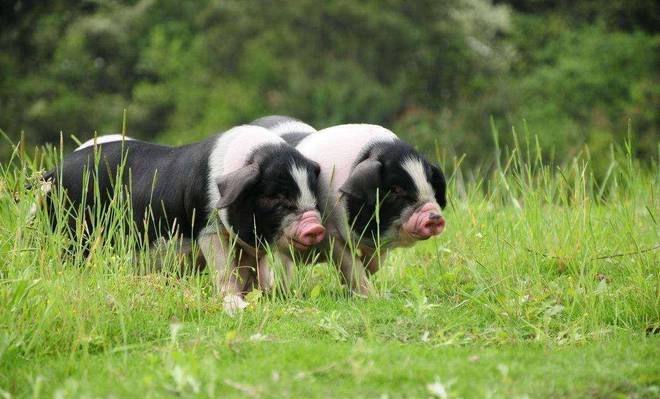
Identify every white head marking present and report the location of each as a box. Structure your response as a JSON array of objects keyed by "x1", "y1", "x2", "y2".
[
  {"x1": 290, "y1": 164, "x2": 317, "y2": 210},
  {"x1": 401, "y1": 157, "x2": 436, "y2": 204}
]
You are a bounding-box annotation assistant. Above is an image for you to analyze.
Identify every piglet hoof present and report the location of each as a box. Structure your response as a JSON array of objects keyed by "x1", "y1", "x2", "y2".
[
  {"x1": 352, "y1": 291, "x2": 369, "y2": 299},
  {"x1": 223, "y1": 294, "x2": 249, "y2": 316},
  {"x1": 351, "y1": 283, "x2": 373, "y2": 299}
]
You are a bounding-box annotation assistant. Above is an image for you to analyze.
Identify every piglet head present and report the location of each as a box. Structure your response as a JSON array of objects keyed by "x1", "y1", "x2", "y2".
[
  {"x1": 216, "y1": 142, "x2": 326, "y2": 251},
  {"x1": 340, "y1": 141, "x2": 447, "y2": 248},
  {"x1": 274, "y1": 154, "x2": 325, "y2": 251}
]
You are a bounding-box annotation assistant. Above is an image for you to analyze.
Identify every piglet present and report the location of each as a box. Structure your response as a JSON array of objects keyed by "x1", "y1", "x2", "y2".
[
  {"x1": 292, "y1": 124, "x2": 447, "y2": 296},
  {"x1": 42, "y1": 125, "x2": 325, "y2": 310},
  {"x1": 248, "y1": 115, "x2": 323, "y2": 285}
]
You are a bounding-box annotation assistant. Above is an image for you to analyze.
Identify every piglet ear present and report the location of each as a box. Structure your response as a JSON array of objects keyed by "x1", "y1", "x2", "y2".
[
  {"x1": 430, "y1": 164, "x2": 447, "y2": 208},
  {"x1": 339, "y1": 158, "x2": 382, "y2": 201},
  {"x1": 312, "y1": 161, "x2": 321, "y2": 177},
  {"x1": 215, "y1": 163, "x2": 260, "y2": 209}
]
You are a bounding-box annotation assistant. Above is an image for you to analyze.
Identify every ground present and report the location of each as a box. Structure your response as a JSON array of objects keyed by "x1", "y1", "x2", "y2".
[{"x1": 1, "y1": 146, "x2": 658, "y2": 398}]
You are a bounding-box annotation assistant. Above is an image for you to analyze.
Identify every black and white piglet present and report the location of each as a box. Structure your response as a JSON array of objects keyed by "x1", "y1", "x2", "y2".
[
  {"x1": 45, "y1": 125, "x2": 326, "y2": 308},
  {"x1": 258, "y1": 119, "x2": 447, "y2": 296}
]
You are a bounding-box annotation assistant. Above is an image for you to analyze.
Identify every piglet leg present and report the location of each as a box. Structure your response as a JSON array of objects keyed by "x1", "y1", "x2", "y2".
[
  {"x1": 360, "y1": 246, "x2": 387, "y2": 275},
  {"x1": 198, "y1": 232, "x2": 248, "y2": 314},
  {"x1": 253, "y1": 253, "x2": 296, "y2": 294},
  {"x1": 330, "y1": 237, "x2": 372, "y2": 297},
  {"x1": 234, "y1": 251, "x2": 258, "y2": 293},
  {"x1": 256, "y1": 254, "x2": 276, "y2": 293},
  {"x1": 277, "y1": 253, "x2": 297, "y2": 292}
]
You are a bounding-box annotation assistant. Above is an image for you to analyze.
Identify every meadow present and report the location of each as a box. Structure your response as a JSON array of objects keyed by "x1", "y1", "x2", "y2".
[{"x1": 0, "y1": 132, "x2": 658, "y2": 398}]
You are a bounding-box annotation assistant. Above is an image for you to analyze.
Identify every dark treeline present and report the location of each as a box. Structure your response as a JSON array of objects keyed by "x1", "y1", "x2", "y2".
[{"x1": 1, "y1": 0, "x2": 658, "y2": 170}]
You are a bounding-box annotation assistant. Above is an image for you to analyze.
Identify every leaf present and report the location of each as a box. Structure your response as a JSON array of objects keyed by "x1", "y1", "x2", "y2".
[
  {"x1": 310, "y1": 284, "x2": 321, "y2": 299},
  {"x1": 544, "y1": 304, "x2": 564, "y2": 318},
  {"x1": 245, "y1": 288, "x2": 262, "y2": 303},
  {"x1": 225, "y1": 330, "x2": 237, "y2": 341}
]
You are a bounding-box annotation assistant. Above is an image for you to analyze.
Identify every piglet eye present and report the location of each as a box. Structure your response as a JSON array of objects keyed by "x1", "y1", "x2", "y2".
[
  {"x1": 391, "y1": 185, "x2": 406, "y2": 196},
  {"x1": 390, "y1": 185, "x2": 416, "y2": 202},
  {"x1": 258, "y1": 193, "x2": 287, "y2": 208}
]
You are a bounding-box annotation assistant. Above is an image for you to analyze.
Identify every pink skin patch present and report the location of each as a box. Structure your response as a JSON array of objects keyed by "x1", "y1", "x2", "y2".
[
  {"x1": 402, "y1": 202, "x2": 446, "y2": 240},
  {"x1": 286, "y1": 210, "x2": 326, "y2": 250}
]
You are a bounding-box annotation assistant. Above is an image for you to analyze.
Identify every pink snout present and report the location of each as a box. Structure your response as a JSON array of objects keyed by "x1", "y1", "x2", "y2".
[
  {"x1": 403, "y1": 202, "x2": 446, "y2": 240},
  {"x1": 292, "y1": 211, "x2": 326, "y2": 249},
  {"x1": 418, "y1": 212, "x2": 445, "y2": 237}
]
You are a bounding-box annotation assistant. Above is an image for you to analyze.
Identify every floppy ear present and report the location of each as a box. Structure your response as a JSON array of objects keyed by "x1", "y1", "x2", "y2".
[
  {"x1": 215, "y1": 163, "x2": 260, "y2": 209},
  {"x1": 339, "y1": 158, "x2": 382, "y2": 201},
  {"x1": 430, "y1": 164, "x2": 447, "y2": 208},
  {"x1": 312, "y1": 161, "x2": 321, "y2": 177}
]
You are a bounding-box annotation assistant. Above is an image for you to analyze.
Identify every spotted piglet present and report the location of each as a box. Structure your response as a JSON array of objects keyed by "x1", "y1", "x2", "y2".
[
  {"x1": 262, "y1": 121, "x2": 447, "y2": 296},
  {"x1": 43, "y1": 125, "x2": 325, "y2": 311}
]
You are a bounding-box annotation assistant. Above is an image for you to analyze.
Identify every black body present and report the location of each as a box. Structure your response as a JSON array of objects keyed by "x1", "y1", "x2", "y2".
[
  {"x1": 45, "y1": 136, "x2": 321, "y2": 249},
  {"x1": 47, "y1": 139, "x2": 213, "y2": 243}
]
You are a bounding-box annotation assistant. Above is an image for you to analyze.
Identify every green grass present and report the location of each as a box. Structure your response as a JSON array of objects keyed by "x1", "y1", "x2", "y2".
[{"x1": 0, "y1": 133, "x2": 658, "y2": 398}]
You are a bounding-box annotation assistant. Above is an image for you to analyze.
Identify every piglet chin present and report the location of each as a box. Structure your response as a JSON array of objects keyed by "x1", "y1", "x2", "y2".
[
  {"x1": 402, "y1": 202, "x2": 446, "y2": 240},
  {"x1": 287, "y1": 210, "x2": 326, "y2": 250}
]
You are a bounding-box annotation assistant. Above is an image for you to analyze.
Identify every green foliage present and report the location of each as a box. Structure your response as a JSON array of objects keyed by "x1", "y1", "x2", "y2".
[
  {"x1": 0, "y1": 0, "x2": 658, "y2": 167},
  {"x1": 509, "y1": 20, "x2": 659, "y2": 168}
]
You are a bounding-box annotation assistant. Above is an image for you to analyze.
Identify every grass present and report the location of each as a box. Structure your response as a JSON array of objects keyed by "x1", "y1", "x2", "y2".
[{"x1": 0, "y1": 131, "x2": 658, "y2": 398}]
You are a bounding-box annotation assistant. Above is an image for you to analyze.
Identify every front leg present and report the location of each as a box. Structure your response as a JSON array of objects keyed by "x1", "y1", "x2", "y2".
[
  {"x1": 330, "y1": 237, "x2": 372, "y2": 297},
  {"x1": 276, "y1": 252, "x2": 297, "y2": 292},
  {"x1": 360, "y1": 247, "x2": 387, "y2": 275},
  {"x1": 198, "y1": 232, "x2": 248, "y2": 313},
  {"x1": 254, "y1": 252, "x2": 293, "y2": 294}
]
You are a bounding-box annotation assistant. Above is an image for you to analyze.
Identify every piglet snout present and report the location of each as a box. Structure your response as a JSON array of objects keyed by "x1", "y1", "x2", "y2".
[
  {"x1": 293, "y1": 211, "x2": 326, "y2": 249},
  {"x1": 419, "y1": 212, "x2": 445, "y2": 237},
  {"x1": 299, "y1": 224, "x2": 326, "y2": 245},
  {"x1": 403, "y1": 202, "x2": 446, "y2": 240}
]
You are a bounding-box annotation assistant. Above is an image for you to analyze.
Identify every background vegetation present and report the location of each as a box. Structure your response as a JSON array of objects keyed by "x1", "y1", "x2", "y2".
[{"x1": 1, "y1": 0, "x2": 658, "y2": 170}]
